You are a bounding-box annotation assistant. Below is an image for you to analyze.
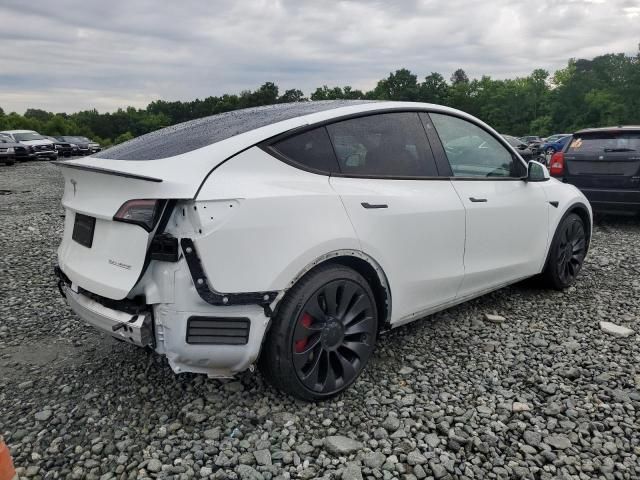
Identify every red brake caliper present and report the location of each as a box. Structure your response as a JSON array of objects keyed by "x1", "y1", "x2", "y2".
[{"x1": 294, "y1": 313, "x2": 313, "y2": 353}]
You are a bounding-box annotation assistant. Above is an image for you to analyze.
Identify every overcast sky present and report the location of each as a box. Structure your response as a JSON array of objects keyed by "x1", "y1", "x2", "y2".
[{"x1": 0, "y1": 0, "x2": 638, "y2": 114}]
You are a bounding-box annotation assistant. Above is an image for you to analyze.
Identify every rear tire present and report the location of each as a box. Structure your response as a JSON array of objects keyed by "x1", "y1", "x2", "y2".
[
  {"x1": 259, "y1": 264, "x2": 378, "y2": 401},
  {"x1": 542, "y1": 213, "x2": 587, "y2": 289}
]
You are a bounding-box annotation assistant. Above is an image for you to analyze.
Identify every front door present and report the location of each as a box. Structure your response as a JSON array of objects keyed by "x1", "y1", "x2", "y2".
[{"x1": 427, "y1": 112, "x2": 549, "y2": 297}]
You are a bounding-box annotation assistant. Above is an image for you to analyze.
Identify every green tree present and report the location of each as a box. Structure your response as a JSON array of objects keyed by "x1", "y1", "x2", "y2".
[
  {"x1": 418, "y1": 73, "x2": 448, "y2": 104},
  {"x1": 371, "y1": 69, "x2": 419, "y2": 101},
  {"x1": 279, "y1": 89, "x2": 307, "y2": 103},
  {"x1": 310, "y1": 85, "x2": 363, "y2": 100},
  {"x1": 529, "y1": 115, "x2": 552, "y2": 137},
  {"x1": 114, "y1": 131, "x2": 134, "y2": 144},
  {"x1": 24, "y1": 108, "x2": 53, "y2": 123},
  {"x1": 450, "y1": 69, "x2": 469, "y2": 85}
]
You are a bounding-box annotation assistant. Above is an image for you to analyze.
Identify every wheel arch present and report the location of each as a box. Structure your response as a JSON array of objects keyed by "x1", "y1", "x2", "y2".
[
  {"x1": 275, "y1": 250, "x2": 392, "y2": 330},
  {"x1": 543, "y1": 200, "x2": 592, "y2": 271},
  {"x1": 566, "y1": 202, "x2": 592, "y2": 252}
]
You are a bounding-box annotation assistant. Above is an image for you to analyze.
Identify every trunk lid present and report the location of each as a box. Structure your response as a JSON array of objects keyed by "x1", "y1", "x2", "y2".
[
  {"x1": 57, "y1": 166, "x2": 171, "y2": 300},
  {"x1": 564, "y1": 130, "x2": 640, "y2": 189}
]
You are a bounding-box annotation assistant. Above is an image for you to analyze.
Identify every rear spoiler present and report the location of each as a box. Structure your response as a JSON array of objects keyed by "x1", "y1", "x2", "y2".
[{"x1": 53, "y1": 161, "x2": 163, "y2": 183}]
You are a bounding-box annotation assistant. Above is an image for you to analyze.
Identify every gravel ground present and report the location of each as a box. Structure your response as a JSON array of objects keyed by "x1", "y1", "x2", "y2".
[{"x1": 1, "y1": 161, "x2": 639, "y2": 480}]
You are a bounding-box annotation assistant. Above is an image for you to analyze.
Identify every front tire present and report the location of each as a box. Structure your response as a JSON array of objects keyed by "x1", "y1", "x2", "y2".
[
  {"x1": 259, "y1": 264, "x2": 378, "y2": 401},
  {"x1": 542, "y1": 213, "x2": 587, "y2": 289}
]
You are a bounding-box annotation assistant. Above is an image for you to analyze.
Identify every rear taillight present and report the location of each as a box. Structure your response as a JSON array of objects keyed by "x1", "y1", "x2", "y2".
[
  {"x1": 114, "y1": 199, "x2": 164, "y2": 231},
  {"x1": 549, "y1": 152, "x2": 564, "y2": 176}
]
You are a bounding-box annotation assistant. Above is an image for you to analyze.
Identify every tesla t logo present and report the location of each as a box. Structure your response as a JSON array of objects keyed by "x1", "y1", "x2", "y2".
[
  {"x1": 598, "y1": 156, "x2": 604, "y2": 160},
  {"x1": 70, "y1": 179, "x2": 77, "y2": 196}
]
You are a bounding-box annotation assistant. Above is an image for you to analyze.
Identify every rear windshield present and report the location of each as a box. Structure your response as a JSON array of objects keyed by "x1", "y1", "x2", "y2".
[{"x1": 568, "y1": 132, "x2": 640, "y2": 153}]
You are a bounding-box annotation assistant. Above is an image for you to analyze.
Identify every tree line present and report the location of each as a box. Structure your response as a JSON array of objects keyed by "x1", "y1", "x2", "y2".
[{"x1": 1, "y1": 51, "x2": 638, "y2": 147}]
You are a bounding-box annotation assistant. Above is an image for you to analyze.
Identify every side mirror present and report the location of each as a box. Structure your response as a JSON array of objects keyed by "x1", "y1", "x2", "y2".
[{"x1": 527, "y1": 160, "x2": 550, "y2": 182}]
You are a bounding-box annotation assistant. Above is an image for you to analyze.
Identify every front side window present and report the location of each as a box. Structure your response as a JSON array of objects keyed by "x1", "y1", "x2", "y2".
[
  {"x1": 271, "y1": 126, "x2": 339, "y2": 173},
  {"x1": 430, "y1": 113, "x2": 523, "y2": 178},
  {"x1": 326, "y1": 113, "x2": 438, "y2": 177}
]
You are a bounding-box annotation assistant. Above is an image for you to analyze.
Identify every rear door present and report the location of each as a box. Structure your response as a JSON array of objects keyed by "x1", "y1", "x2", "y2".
[
  {"x1": 564, "y1": 130, "x2": 640, "y2": 191},
  {"x1": 326, "y1": 112, "x2": 466, "y2": 323}
]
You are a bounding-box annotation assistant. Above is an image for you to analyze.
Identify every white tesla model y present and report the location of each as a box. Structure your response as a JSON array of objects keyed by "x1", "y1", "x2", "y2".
[{"x1": 55, "y1": 101, "x2": 591, "y2": 400}]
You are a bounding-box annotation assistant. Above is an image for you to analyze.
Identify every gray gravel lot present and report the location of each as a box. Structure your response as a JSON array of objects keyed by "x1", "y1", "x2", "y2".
[{"x1": 1, "y1": 161, "x2": 639, "y2": 480}]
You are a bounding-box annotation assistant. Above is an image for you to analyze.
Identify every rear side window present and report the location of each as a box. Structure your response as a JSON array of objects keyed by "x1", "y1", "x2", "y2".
[
  {"x1": 271, "y1": 127, "x2": 339, "y2": 173},
  {"x1": 326, "y1": 113, "x2": 438, "y2": 177},
  {"x1": 568, "y1": 132, "x2": 640, "y2": 154}
]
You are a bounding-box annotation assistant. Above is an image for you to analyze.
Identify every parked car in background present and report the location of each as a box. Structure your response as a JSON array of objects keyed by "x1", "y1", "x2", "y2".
[
  {"x1": 502, "y1": 135, "x2": 533, "y2": 161},
  {"x1": 0, "y1": 137, "x2": 16, "y2": 165},
  {"x1": 540, "y1": 134, "x2": 572, "y2": 155},
  {"x1": 550, "y1": 126, "x2": 640, "y2": 213},
  {"x1": 520, "y1": 135, "x2": 543, "y2": 156},
  {"x1": 0, "y1": 133, "x2": 35, "y2": 162},
  {"x1": 57, "y1": 136, "x2": 101, "y2": 155},
  {"x1": 90, "y1": 140, "x2": 101, "y2": 153},
  {"x1": 54, "y1": 101, "x2": 591, "y2": 400},
  {"x1": 0, "y1": 130, "x2": 57, "y2": 160},
  {"x1": 42, "y1": 136, "x2": 74, "y2": 157}
]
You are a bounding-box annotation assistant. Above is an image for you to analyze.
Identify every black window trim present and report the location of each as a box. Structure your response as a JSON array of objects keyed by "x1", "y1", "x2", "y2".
[{"x1": 259, "y1": 107, "x2": 528, "y2": 182}]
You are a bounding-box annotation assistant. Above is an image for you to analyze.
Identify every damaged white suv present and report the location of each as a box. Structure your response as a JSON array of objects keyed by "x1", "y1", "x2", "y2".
[{"x1": 55, "y1": 101, "x2": 591, "y2": 400}]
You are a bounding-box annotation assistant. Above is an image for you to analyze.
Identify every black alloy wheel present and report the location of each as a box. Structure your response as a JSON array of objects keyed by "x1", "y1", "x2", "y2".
[
  {"x1": 292, "y1": 279, "x2": 376, "y2": 394},
  {"x1": 260, "y1": 264, "x2": 378, "y2": 401},
  {"x1": 556, "y1": 216, "x2": 586, "y2": 284},
  {"x1": 543, "y1": 213, "x2": 587, "y2": 289}
]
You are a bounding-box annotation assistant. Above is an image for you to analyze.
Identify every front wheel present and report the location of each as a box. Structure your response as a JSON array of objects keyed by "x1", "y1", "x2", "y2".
[
  {"x1": 542, "y1": 213, "x2": 587, "y2": 289},
  {"x1": 259, "y1": 264, "x2": 378, "y2": 401}
]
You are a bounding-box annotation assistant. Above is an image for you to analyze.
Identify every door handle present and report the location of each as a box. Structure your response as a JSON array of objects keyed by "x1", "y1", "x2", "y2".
[
  {"x1": 361, "y1": 202, "x2": 388, "y2": 209},
  {"x1": 469, "y1": 197, "x2": 487, "y2": 203}
]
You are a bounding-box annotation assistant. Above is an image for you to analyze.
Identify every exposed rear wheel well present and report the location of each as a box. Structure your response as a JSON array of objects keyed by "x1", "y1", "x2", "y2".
[{"x1": 280, "y1": 255, "x2": 390, "y2": 331}]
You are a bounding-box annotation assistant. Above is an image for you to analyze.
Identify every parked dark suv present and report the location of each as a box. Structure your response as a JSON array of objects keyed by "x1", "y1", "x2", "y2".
[
  {"x1": 550, "y1": 126, "x2": 640, "y2": 212},
  {"x1": 57, "y1": 136, "x2": 101, "y2": 155},
  {"x1": 0, "y1": 133, "x2": 34, "y2": 162},
  {"x1": 44, "y1": 136, "x2": 75, "y2": 157}
]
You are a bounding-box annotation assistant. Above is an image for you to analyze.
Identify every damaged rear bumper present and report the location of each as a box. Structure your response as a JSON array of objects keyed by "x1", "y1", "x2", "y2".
[
  {"x1": 60, "y1": 282, "x2": 154, "y2": 347},
  {"x1": 54, "y1": 262, "x2": 281, "y2": 377}
]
